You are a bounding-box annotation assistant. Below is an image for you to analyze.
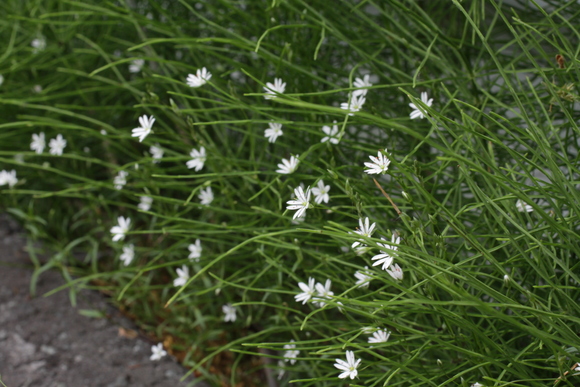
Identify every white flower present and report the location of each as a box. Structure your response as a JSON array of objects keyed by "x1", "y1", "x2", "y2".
[
  {"x1": 276, "y1": 155, "x2": 299, "y2": 174},
  {"x1": 138, "y1": 196, "x2": 153, "y2": 211},
  {"x1": 198, "y1": 186, "x2": 213, "y2": 205},
  {"x1": 471, "y1": 384, "x2": 484, "y2": 387},
  {"x1": 286, "y1": 185, "x2": 311, "y2": 220},
  {"x1": 351, "y1": 217, "x2": 376, "y2": 249},
  {"x1": 188, "y1": 239, "x2": 202, "y2": 262},
  {"x1": 222, "y1": 303, "x2": 237, "y2": 322},
  {"x1": 340, "y1": 95, "x2": 366, "y2": 116},
  {"x1": 31, "y1": 36, "x2": 46, "y2": 53},
  {"x1": 313, "y1": 279, "x2": 334, "y2": 308},
  {"x1": 186, "y1": 146, "x2": 206, "y2": 171},
  {"x1": 150, "y1": 143, "x2": 164, "y2": 163},
  {"x1": 114, "y1": 171, "x2": 129, "y2": 190},
  {"x1": 264, "y1": 78, "x2": 286, "y2": 99},
  {"x1": 371, "y1": 234, "x2": 400, "y2": 271},
  {"x1": 120, "y1": 244, "x2": 135, "y2": 266},
  {"x1": 173, "y1": 265, "x2": 190, "y2": 287},
  {"x1": 409, "y1": 91, "x2": 433, "y2": 120},
  {"x1": 334, "y1": 350, "x2": 361, "y2": 380},
  {"x1": 129, "y1": 59, "x2": 144, "y2": 73},
  {"x1": 30, "y1": 132, "x2": 46, "y2": 154},
  {"x1": 364, "y1": 148, "x2": 391, "y2": 174},
  {"x1": 294, "y1": 277, "x2": 316, "y2": 304},
  {"x1": 49, "y1": 134, "x2": 67, "y2": 156},
  {"x1": 368, "y1": 329, "x2": 390, "y2": 344},
  {"x1": 354, "y1": 266, "x2": 372, "y2": 288},
  {"x1": 33, "y1": 85, "x2": 43, "y2": 93},
  {"x1": 353, "y1": 74, "x2": 372, "y2": 97},
  {"x1": 110, "y1": 216, "x2": 131, "y2": 242},
  {"x1": 186, "y1": 67, "x2": 212, "y2": 88},
  {"x1": 277, "y1": 360, "x2": 286, "y2": 380},
  {"x1": 321, "y1": 121, "x2": 340, "y2": 144},
  {"x1": 264, "y1": 122, "x2": 283, "y2": 143},
  {"x1": 283, "y1": 340, "x2": 299, "y2": 365},
  {"x1": 131, "y1": 115, "x2": 155, "y2": 142},
  {"x1": 386, "y1": 263, "x2": 403, "y2": 281},
  {"x1": 311, "y1": 180, "x2": 330, "y2": 204},
  {"x1": 516, "y1": 199, "x2": 533, "y2": 213},
  {"x1": 0, "y1": 170, "x2": 18, "y2": 188},
  {"x1": 150, "y1": 343, "x2": 167, "y2": 361}
]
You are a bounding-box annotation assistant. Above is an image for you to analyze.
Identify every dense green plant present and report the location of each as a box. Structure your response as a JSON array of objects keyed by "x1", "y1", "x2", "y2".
[{"x1": 2, "y1": 0, "x2": 580, "y2": 386}]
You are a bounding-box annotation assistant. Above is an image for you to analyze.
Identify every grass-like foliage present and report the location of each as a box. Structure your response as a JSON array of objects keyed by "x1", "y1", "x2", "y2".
[{"x1": 2, "y1": 0, "x2": 580, "y2": 386}]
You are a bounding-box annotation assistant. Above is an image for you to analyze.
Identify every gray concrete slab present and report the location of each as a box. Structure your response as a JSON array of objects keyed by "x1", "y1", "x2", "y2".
[{"x1": 0, "y1": 214, "x2": 208, "y2": 387}]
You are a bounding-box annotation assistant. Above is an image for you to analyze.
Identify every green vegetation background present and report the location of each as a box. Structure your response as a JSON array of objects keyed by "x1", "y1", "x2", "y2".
[{"x1": 1, "y1": 0, "x2": 580, "y2": 386}]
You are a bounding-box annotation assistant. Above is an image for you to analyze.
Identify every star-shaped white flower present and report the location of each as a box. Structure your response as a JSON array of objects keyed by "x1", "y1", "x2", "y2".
[
  {"x1": 471, "y1": 383, "x2": 484, "y2": 387},
  {"x1": 276, "y1": 155, "x2": 299, "y2": 174},
  {"x1": 321, "y1": 121, "x2": 340, "y2": 144},
  {"x1": 132, "y1": 115, "x2": 155, "y2": 142},
  {"x1": 353, "y1": 74, "x2": 372, "y2": 97},
  {"x1": 264, "y1": 78, "x2": 286, "y2": 99},
  {"x1": 199, "y1": 186, "x2": 213, "y2": 205},
  {"x1": 368, "y1": 329, "x2": 390, "y2": 344},
  {"x1": 0, "y1": 170, "x2": 18, "y2": 188},
  {"x1": 313, "y1": 279, "x2": 334, "y2": 308},
  {"x1": 311, "y1": 180, "x2": 330, "y2": 204},
  {"x1": 286, "y1": 185, "x2": 311, "y2": 220},
  {"x1": 31, "y1": 36, "x2": 46, "y2": 53},
  {"x1": 294, "y1": 277, "x2": 316, "y2": 304},
  {"x1": 114, "y1": 170, "x2": 129, "y2": 190},
  {"x1": 188, "y1": 239, "x2": 202, "y2": 262},
  {"x1": 150, "y1": 143, "x2": 164, "y2": 163},
  {"x1": 386, "y1": 263, "x2": 403, "y2": 281},
  {"x1": 110, "y1": 216, "x2": 131, "y2": 242},
  {"x1": 173, "y1": 265, "x2": 190, "y2": 287},
  {"x1": 351, "y1": 217, "x2": 376, "y2": 249},
  {"x1": 138, "y1": 196, "x2": 153, "y2": 211},
  {"x1": 120, "y1": 244, "x2": 135, "y2": 266},
  {"x1": 129, "y1": 59, "x2": 144, "y2": 74},
  {"x1": 49, "y1": 134, "x2": 67, "y2": 156},
  {"x1": 283, "y1": 340, "x2": 299, "y2": 365},
  {"x1": 364, "y1": 148, "x2": 391, "y2": 175},
  {"x1": 516, "y1": 199, "x2": 533, "y2": 213},
  {"x1": 186, "y1": 67, "x2": 212, "y2": 88},
  {"x1": 264, "y1": 122, "x2": 283, "y2": 143},
  {"x1": 222, "y1": 303, "x2": 237, "y2": 322},
  {"x1": 371, "y1": 234, "x2": 400, "y2": 271},
  {"x1": 409, "y1": 91, "x2": 433, "y2": 120},
  {"x1": 186, "y1": 146, "x2": 206, "y2": 171},
  {"x1": 354, "y1": 266, "x2": 372, "y2": 288},
  {"x1": 150, "y1": 343, "x2": 167, "y2": 361},
  {"x1": 334, "y1": 350, "x2": 361, "y2": 380},
  {"x1": 30, "y1": 132, "x2": 46, "y2": 154},
  {"x1": 340, "y1": 95, "x2": 366, "y2": 116}
]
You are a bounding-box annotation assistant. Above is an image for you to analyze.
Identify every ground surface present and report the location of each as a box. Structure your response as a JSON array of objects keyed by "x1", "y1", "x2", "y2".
[{"x1": 0, "y1": 214, "x2": 208, "y2": 387}]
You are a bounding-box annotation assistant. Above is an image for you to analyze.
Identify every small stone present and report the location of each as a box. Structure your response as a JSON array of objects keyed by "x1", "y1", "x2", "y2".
[
  {"x1": 21, "y1": 360, "x2": 47, "y2": 373},
  {"x1": 41, "y1": 345, "x2": 57, "y2": 355}
]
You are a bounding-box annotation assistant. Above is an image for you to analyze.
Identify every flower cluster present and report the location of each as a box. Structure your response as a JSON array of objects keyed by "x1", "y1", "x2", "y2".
[{"x1": 294, "y1": 278, "x2": 334, "y2": 308}]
